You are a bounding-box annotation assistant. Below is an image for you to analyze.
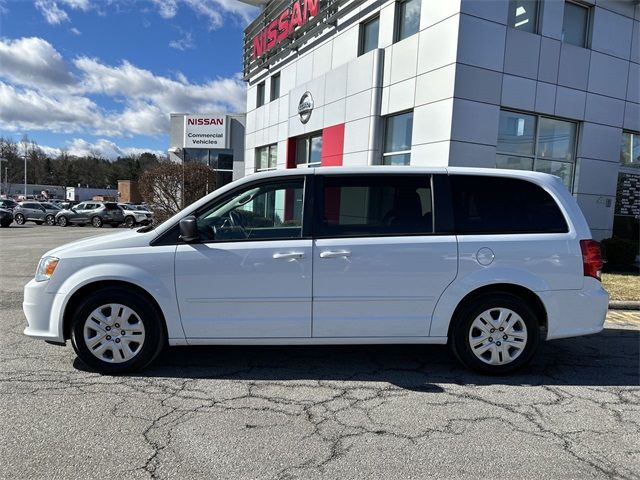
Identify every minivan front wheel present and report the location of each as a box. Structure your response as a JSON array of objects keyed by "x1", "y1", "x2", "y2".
[
  {"x1": 71, "y1": 288, "x2": 165, "y2": 374},
  {"x1": 450, "y1": 294, "x2": 539, "y2": 375}
]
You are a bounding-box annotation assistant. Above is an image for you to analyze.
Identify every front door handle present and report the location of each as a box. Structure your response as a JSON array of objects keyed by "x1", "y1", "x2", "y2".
[
  {"x1": 273, "y1": 252, "x2": 305, "y2": 260},
  {"x1": 319, "y1": 250, "x2": 351, "y2": 259}
]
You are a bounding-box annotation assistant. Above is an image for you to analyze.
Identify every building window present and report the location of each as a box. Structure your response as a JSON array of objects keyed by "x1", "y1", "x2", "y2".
[
  {"x1": 359, "y1": 15, "x2": 379, "y2": 55},
  {"x1": 395, "y1": 0, "x2": 421, "y2": 42},
  {"x1": 256, "y1": 144, "x2": 278, "y2": 172},
  {"x1": 620, "y1": 131, "x2": 640, "y2": 168},
  {"x1": 562, "y1": 1, "x2": 590, "y2": 47},
  {"x1": 382, "y1": 111, "x2": 413, "y2": 165},
  {"x1": 270, "y1": 73, "x2": 280, "y2": 101},
  {"x1": 507, "y1": 0, "x2": 538, "y2": 33},
  {"x1": 496, "y1": 110, "x2": 578, "y2": 190},
  {"x1": 183, "y1": 149, "x2": 234, "y2": 190},
  {"x1": 256, "y1": 81, "x2": 265, "y2": 108},
  {"x1": 296, "y1": 133, "x2": 323, "y2": 168}
]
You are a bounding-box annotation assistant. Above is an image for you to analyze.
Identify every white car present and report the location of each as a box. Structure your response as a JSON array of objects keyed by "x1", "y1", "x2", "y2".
[
  {"x1": 119, "y1": 204, "x2": 153, "y2": 228},
  {"x1": 23, "y1": 167, "x2": 609, "y2": 374}
]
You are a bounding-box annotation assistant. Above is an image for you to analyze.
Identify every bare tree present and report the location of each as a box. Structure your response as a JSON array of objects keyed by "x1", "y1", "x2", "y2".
[{"x1": 139, "y1": 162, "x2": 217, "y2": 223}]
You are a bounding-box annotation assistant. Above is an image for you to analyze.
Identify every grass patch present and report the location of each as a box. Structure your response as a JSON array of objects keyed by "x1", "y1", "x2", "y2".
[{"x1": 602, "y1": 273, "x2": 640, "y2": 301}]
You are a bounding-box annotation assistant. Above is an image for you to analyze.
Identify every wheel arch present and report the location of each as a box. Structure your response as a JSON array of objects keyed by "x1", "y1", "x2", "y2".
[
  {"x1": 446, "y1": 283, "x2": 548, "y2": 340},
  {"x1": 62, "y1": 280, "x2": 168, "y2": 341}
]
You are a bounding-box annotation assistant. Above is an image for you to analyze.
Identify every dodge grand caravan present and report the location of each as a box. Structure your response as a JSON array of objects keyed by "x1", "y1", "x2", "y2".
[{"x1": 23, "y1": 167, "x2": 609, "y2": 375}]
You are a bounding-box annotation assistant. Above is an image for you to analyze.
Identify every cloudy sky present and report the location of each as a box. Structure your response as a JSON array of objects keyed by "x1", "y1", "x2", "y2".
[{"x1": 0, "y1": 0, "x2": 258, "y2": 158}]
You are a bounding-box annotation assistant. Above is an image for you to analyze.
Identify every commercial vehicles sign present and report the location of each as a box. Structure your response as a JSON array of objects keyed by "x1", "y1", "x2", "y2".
[{"x1": 183, "y1": 115, "x2": 227, "y2": 149}]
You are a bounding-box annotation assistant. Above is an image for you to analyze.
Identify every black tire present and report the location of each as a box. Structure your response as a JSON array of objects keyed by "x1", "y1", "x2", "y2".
[
  {"x1": 91, "y1": 216, "x2": 103, "y2": 228},
  {"x1": 34, "y1": 221, "x2": 43, "y2": 225},
  {"x1": 70, "y1": 287, "x2": 166, "y2": 374},
  {"x1": 0, "y1": 220, "x2": 11, "y2": 228},
  {"x1": 450, "y1": 293, "x2": 540, "y2": 375},
  {"x1": 57, "y1": 216, "x2": 68, "y2": 227},
  {"x1": 110, "y1": 223, "x2": 120, "y2": 228},
  {"x1": 14, "y1": 213, "x2": 25, "y2": 225},
  {"x1": 46, "y1": 214, "x2": 55, "y2": 226},
  {"x1": 124, "y1": 216, "x2": 135, "y2": 228}
]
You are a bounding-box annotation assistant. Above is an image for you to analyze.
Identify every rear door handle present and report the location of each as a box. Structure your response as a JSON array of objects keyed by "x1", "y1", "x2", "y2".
[
  {"x1": 319, "y1": 250, "x2": 351, "y2": 259},
  {"x1": 273, "y1": 252, "x2": 305, "y2": 260}
]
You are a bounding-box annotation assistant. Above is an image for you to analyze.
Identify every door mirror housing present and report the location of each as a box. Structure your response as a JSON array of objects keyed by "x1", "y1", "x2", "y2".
[{"x1": 179, "y1": 216, "x2": 200, "y2": 243}]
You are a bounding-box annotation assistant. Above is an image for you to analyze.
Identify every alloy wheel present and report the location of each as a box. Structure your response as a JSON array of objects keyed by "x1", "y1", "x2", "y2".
[
  {"x1": 468, "y1": 307, "x2": 528, "y2": 366},
  {"x1": 83, "y1": 303, "x2": 146, "y2": 364}
]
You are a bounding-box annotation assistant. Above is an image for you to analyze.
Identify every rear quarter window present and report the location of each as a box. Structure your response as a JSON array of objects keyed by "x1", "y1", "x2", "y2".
[{"x1": 450, "y1": 175, "x2": 568, "y2": 234}]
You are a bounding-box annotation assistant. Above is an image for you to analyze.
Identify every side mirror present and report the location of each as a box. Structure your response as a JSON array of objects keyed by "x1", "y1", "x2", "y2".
[{"x1": 179, "y1": 216, "x2": 200, "y2": 243}]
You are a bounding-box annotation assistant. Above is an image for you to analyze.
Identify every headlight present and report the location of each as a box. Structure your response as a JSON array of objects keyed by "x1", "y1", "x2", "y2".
[{"x1": 35, "y1": 256, "x2": 59, "y2": 282}]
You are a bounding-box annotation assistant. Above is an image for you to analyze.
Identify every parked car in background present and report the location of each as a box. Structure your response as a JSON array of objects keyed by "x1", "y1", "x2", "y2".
[
  {"x1": 13, "y1": 202, "x2": 46, "y2": 225},
  {"x1": 39, "y1": 202, "x2": 63, "y2": 226},
  {"x1": 0, "y1": 207, "x2": 13, "y2": 227},
  {"x1": 119, "y1": 204, "x2": 153, "y2": 227},
  {"x1": 0, "y1": 199, "x2": 18, "y2": 211},
  {"x1": 56, "y1": 201, "x2": 124, "y2": 228},
  {"x1": 23, "y1": 167, "x2": 608, "y2": 375}
]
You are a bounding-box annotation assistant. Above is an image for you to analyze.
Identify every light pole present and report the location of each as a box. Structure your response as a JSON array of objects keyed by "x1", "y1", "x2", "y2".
[
  {"x1": 23, "y1": 153, "x2": 27, "y2": 200},
  {"x1": 0, "y1": 158, "x2": 7, "y2": 197}
]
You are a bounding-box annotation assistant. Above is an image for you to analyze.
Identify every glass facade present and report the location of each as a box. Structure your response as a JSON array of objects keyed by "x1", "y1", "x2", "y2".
[
  {"x1": 383, "y1": 111, "x2": 413, "y2": 165},
  {"x1": 295, "y1": 134, "x2": 323, "y2": 167},
  {"x1": 183, "y1": 148, "x2": 234, "y2": 191},
  {"x1": 360, "y1": 15, "x2": 379, "y2": 55},
  {"x1": 396, "y1": 0, "x2": 420, "y2": 42},
  {"x1": 256, "y1": 144, "x2": 278, "y2": 172},
  {"x1": 496, "y1": 110, "x2": 577, "y2": 190},
  {"x1": 562, "y1": 1, "x2": 590, "y2": 47},
  {"x1": 256, "y1": 81, "x2": 265, "y2": 107},
  {"x1": 270, "y1": 74, "x2": 280, "y2": 101}
]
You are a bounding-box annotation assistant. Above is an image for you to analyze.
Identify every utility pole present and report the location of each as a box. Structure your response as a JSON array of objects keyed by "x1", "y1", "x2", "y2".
[{"x1": 24, "y1": 154, "x2": 27, "y2": 199}]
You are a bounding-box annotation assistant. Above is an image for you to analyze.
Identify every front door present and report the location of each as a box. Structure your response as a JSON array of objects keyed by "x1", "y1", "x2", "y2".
[
  {"x1": 312, "y1": 174, "x2": 458, "y2": 338},
  {"x1": 175, "y1": 176, "x2": 313, "y2": 338}
]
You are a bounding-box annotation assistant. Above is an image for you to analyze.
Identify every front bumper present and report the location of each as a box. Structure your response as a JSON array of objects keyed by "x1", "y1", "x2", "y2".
[
  {"x1": 23, "y1": 279, "x2": 65, "y2": 344},
  {"x1": 541, "y1": 277, "x2": 610, "y2": 340}
]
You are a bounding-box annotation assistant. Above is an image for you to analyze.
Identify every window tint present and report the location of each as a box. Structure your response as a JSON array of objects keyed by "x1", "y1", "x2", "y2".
[
  {"x1": 270, "y1": 73, "x2": 280, "y2": 101},
  {"x1": 396, "y1": 0, "x2": 420, "y2": 42},
  {"x1": 195, "y1": 179, "x2": 304, "y2": 242},
  {"x1": 562, "y1": 1, "x2": 590, "y2": 47},
  {"x1": 450, "y1": 175, "x2": 568, "y2": 234},
  {"x1": 359, "y1": 15, "x2": 379, "y2": 55},
  {"x1": 383, "y1": 111, "x2": 413, "y2": 165},
  {"x1": 318, "y1": 175, "x2": 433, "y2": 237},
  {"x1": 256, "y1": 81, "x2": 265, "y2": 108}
]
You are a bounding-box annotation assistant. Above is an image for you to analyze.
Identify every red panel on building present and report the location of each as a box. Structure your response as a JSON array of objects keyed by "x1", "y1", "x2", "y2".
[
  {"x1": 321, "y1": 123, "x2": 345, "y2": 167},
  {"x1": 286, "y1": 137, "x2": 297, "y2": 169}
]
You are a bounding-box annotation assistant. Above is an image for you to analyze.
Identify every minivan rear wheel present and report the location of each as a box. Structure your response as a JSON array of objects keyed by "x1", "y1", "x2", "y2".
[
  {"x1": 450, "y1": 293, "x2": 539, "y2": 375},
  {"x1": 70, "y1": 287, "x2": 165, "y2": 374}
]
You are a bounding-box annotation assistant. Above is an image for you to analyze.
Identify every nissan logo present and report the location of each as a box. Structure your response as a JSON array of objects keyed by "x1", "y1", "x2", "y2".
[{"x1": 298, "y1": 91, "x2": 314, "y2": 124}]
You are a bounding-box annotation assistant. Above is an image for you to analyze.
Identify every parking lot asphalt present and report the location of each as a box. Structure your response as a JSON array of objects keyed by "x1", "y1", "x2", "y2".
[{"x1": 1, "y1": 225, "x2": 639, "y2": 480}]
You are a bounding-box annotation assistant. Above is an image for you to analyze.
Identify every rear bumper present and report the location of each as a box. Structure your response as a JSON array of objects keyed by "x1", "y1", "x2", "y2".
[
  {"x1": 540, "y1": 277, "x2": 609, "y2": 340},
  {"x1": 23, "y1": 279, "x2": 65, "y2": 344}
]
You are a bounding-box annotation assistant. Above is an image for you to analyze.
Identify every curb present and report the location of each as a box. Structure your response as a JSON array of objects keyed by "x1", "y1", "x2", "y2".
[{"x1": 609, "y1": 301, "x2": 640, "y2": 311}]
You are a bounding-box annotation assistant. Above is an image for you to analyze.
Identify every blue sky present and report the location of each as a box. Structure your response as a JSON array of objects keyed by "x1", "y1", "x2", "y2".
[{"x1": 0, "y1": 0, "x2": 257, "y2": 158}]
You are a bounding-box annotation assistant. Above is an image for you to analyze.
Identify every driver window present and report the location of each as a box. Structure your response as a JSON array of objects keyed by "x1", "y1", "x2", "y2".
[{"x1": 195, "y1": 179, "x2": 304, "y2": 241}]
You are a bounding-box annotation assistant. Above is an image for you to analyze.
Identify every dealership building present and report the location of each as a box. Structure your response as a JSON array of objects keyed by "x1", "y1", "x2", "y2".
[
  {"x1": 241, "y1": 0, "x2": 639, "y2": 240},
  {"x1": 168, "y1": 113, "x2": 246, "y2": 188}
]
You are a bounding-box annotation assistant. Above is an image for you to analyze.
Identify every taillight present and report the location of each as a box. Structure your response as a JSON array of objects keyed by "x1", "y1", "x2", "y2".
[{"x1": 580, "y1": 239, "x2": 603, "y2": 281}]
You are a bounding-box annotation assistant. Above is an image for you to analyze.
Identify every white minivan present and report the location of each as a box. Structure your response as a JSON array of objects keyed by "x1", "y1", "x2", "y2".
[{"x1": 23, "y1": 167, "x2": 609, "y2": 375}]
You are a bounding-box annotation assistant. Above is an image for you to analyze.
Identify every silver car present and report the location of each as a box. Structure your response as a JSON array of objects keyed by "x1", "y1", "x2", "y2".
[
  {"x1": 39, "y1": 202, "x2": 63, "y2": 226},
  {"x1": 13, "y1": 202, "x2": 46, "y2": 225},
  {"x1": 56, "y1": 201, "x2": 125, "y2": 228}
]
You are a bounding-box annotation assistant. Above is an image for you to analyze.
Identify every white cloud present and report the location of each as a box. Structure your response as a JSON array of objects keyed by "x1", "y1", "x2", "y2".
[
  {"x1": 150, "y1": 0, "x2": 178, "y2": 18},
  {"x1": 70, "y1": 27, "x2": 81, "y2": 35},
  {"x1": 0, "y1": 37, "x2": 75, "y2": 88},
  {"x1": 65, "y1": 138, "x2": 165, "y2": 159},
  {"x1": 0, "y1": 37, "x2": 246, "y2": 138},
  {"x1": 34, "y1": 0, "x2": 69, "y2": 24},
  {"x1": 151, "y1": 0, "x2": 258, "y2": 29},
  {"x1": 169, "y1": 31, "x2": 194, "y2": 51}
]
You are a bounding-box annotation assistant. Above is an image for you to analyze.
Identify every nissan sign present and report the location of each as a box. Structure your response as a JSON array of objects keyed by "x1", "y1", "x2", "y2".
[
  {"x1": 298, "y1": 92, "x2": 314, "y2": 124},
  {"x1": 183, "y1": 115, "x2": 227, "y2": 148}
]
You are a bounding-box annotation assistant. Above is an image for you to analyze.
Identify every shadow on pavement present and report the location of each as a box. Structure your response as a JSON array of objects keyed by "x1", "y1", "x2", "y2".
[{"x1": 74, "y1": 328, "x2": 639, "y2": 389}]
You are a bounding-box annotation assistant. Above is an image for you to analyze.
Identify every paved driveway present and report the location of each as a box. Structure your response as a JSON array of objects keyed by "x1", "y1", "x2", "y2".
[{"x1": 1, "y1": 226, "x2": 638, "y2": 479}]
